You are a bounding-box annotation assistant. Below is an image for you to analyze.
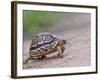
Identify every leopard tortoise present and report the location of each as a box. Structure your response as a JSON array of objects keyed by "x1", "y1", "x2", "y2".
[{"x1": 25, "y1": 32, "x2": 66, "y2": 63}]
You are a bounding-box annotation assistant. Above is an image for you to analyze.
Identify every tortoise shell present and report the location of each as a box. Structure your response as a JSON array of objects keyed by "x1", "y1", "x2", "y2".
[{"x1": 29, "y1": 32, "x2": 59, "y2": 57}]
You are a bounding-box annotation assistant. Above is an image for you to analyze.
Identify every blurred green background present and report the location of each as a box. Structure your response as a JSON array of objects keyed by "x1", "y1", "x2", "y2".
[
  {"x1": 23, "y1": 10, "x2": 60, "y2": 35},
  {"x1": 23, "y1": 10, "x2": 90, "y2": 41}
]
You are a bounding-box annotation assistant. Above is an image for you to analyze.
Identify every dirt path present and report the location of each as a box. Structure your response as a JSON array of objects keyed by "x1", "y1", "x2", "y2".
[{"x1": 23, "y1": 26, "x2": 91, "y2": 69}]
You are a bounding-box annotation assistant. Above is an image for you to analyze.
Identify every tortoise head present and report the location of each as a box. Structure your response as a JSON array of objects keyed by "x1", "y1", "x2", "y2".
[{"x1": 58, "y1": 39, "x2": 66, "y2": 46}]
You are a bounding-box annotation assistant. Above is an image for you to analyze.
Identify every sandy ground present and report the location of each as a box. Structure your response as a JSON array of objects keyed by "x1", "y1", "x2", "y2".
[
  {"x1": 23, "y1": 13, "x2": 91, "y2": 69},
  {"x1": 23, "y1": 27, "x2": 91, "y2": 69}
]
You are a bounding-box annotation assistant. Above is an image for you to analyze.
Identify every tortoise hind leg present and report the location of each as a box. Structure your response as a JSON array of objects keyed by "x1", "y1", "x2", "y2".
[
  {"x1": 24, "y1": 56, "x2": 33, "y2": 64},
  {"x1": 38, "y1": 55, "x2": 46, "y2": 60},
  {"x1": 41, "y1": 55, "x2": 46, "y2": 59}
]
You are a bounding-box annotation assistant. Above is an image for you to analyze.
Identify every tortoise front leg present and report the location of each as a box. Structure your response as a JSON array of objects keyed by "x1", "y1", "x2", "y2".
[
  {"x1": 24, "y1": 56, "x2": 33, "y2": 64},
  {"x1": 57, "y1": 46, "x2": 64, "y2": 58}
]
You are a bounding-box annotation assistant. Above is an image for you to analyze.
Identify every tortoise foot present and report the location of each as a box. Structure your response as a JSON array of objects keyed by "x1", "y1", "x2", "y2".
[{"x1": 57, "y1": 54, "x2": 63, "y2": 58}]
